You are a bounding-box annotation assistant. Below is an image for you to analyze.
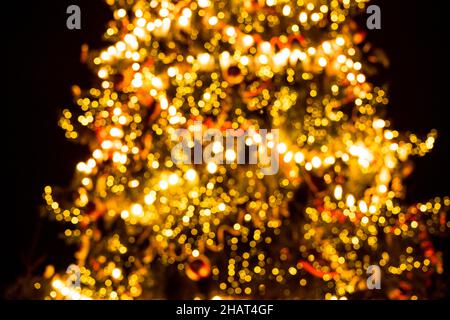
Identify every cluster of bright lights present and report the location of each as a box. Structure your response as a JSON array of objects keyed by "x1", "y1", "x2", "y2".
[{"x1": 42, "y1": 0, "x2": 448, "y2": 300}]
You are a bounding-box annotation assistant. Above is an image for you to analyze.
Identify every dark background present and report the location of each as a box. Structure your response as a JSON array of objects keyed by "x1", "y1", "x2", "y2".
[{"x1": 3, "y1": 0, "x2": 450, "y2": 298}]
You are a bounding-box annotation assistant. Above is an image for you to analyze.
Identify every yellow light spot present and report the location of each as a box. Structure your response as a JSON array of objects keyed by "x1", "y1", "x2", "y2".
[
  {"x1": 346, "y1": 194, "x2": 355, "y2": 207},
  {"x1": 168, "y1": 173, "x2": 179, "y2": 185},
  {"x1": 117, "y1": 9, "x2": 126, "y2": 18},
  {"x1": 295, "y1": 152, "x2": 305, "y2": 163},
  {"x1": 121, "y1": 210, "x2": 129, "y2": 219},
  {"x1": 357, "y1": 74, "x2": 366, "y2": 83},
  {"x1": 373, "y1": 119, "x2": 386, "y2": 129},
  {"x1": 198, "y1": 53, "x2": 212, "y2": 66},
  {"x1": 145, "y1": 191, "x2": 156, "y2": 205},
  {"x1": 359, "y1": 201, "x2": 368, "y2": 213},
  {"x1": 207, "y1": 162, "x2": 218, "y2": 174},
  {"x1": 131, "y1": 204, "x2": 143, "y2": 217},
  {"x1": 282, "y1": 5, "x2": 291, "y2": 16},
  {"x1": 384, "y1": 131, "x2": 394, "y2": 140},
  {"x1": 208, "y1": 16, "x2": 218, "y2": 26},
  {"x1": 198, "y1": 0, "x2": 210, "y2": 8},
  {"x1": 159, "y1": 180, "x2": 169, "y2": 190},
  {"x1": 318, "y1": 57, "x2": 327, "y2": 67},
  {"x1": 112, "y1": 268, "x2": 122, "y2": 279},
  {"x1": 225, "y1": 149, "x2": 236, "y2": 162},
  {"x1": 225, "y1": 27, "x2": 236, "y2": 38},
  {"x1": 334, "y1": 185, "x2": 343, "y2": 200},
  {"x1": 185, "y1": 169, "x2": 197, "y2": 181},
  {"x1": 299, "y1": 12, "x2": 308, "y2": 23},
  {"x1": 311, "y1": 156, "x2": 322, "y2": 168}
]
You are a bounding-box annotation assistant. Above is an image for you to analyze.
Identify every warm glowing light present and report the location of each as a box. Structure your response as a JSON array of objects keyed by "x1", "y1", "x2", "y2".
[
  {"x1": 131, "y1": 204, "x2": 144, "y2": 217},
  {"x1": 295, "y1": 152, "x2": 305, "y2": 163},
  {"x1": 218, "y1": 203, "x2": 226, "y2": 211},
  {"x1": 185, "y1": 169, "x2": 197, "y2": 181},
  {"x1": 282, "y1": 5, "x2": 291, "y2": 16},
  {"x1": 346, "y1": 195, "x2": 355, "y2": 207},
  {"x1": 159, "y1": 180, "x2": 169, "y2": 190},
  {"x1": 116, "y1": 9, "x2": 126, "y2": 18},
  {"x1": 46, "y1": 0, "x2": 447, "y2": 301},
  {"x1": 168, "y1": 173, "x2": 179, "y2": 185},
  {"x1": 334, "y1": 185, "x2": 343, "y2": 200},
  {"x1": 145, "y1": 191, "x2": 156, "y2": 205},
  {"x1": 299, "y1": 12, "x2": 308, "y2": 23},
  {"x1": 198, "y1": 0, "x2": 210, "y2": 8},
  {"x1": 311, "y1": 156, "x2": 322, "y2": 168},
  {"x1": 277, "y1": 143, "x2": 287, "y2": 154},
  {"x1": 198, "y1": 53, "x2": 212, "y2": 66},
  {"x1": 225, "y1": 149, "x2": 236, "y2": 162},
  {"x1": 207, "y1": 162, "x2": 218, "y2": 174},
  {"x1": 112, "y1": 268, "x2": 122, "y2": 279}
]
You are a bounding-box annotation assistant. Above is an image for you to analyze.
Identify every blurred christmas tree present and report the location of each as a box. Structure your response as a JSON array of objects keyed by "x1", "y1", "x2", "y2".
[{"x1": 39, "y1": 0, "x2": 448, "y2": 300}]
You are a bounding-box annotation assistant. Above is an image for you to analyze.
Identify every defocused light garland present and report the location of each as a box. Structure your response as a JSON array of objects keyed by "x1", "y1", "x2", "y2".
[{"x1": 38, "y1": 0, "x2": 448, "y2": 300}]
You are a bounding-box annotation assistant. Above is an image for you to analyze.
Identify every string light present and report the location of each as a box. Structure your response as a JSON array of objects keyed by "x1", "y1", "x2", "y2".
[{"x1": 43, "y1": 0, "x2": 449, "y2": 301}]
